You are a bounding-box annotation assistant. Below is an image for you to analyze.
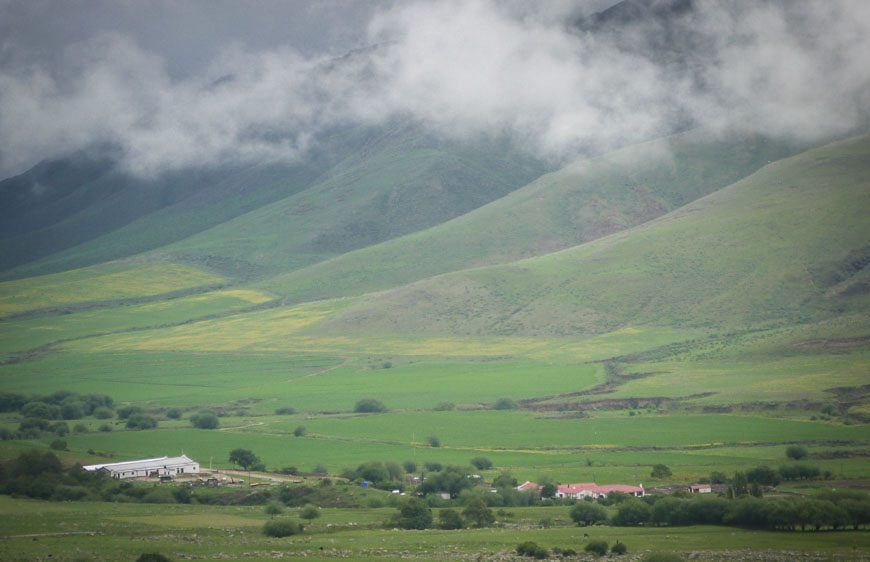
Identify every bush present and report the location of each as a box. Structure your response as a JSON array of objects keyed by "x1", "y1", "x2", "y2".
[
  {"x1": 786, "y1": 445, "x2": 808, "y2": 460},
  {"x1": 470, "y1": 456, "x2": 493, "y2": 470},
  {"x1": 300, "y1": 505, "x2": 320, "y2": 520},
  {"x1": 190, "y1": 412, "x2": 219, "y2": 429},
  {"x1": 293, "y1": 425, "x2": 306, "y2": 437},
  {"x1": 438, "y1": 508, "x2": 465, "y2": 529},
  {"x1": 136, "y1": 554, "x2": 172, "y2": 562},
  {"x1": 275, "y1": 407, "x2": 296, "y2": 415},
  {"x1": 165, "y1": 408, "x2": 182, "y2": 420},
  {"x1": 517, "y1": 541, "x2": 548, "y2": 558},
  {"x1": 262, "y1": 519, "x2": 303, "y2": 537},
  {"x1": 612, "y1": 499, "x2": 652, "y2": 526},
  {"x1": 49, "y1": 439, "x2": 68, "y2": 451},
  {"x1": 354, "y1": 398, "x2": 387, "y2": 413},
  {"x1": 570, "y1": 502, "x2": 607, "y2": 526},
  {"x1": 264, "y1": 502, "x2": 284, "y2": 516},
  {"x1": 116, "y1": 405, "x2": 144, "y2": 420},
  {"x1": 585, "y1": 540, "x2": 609, "y2": 556},
  {"x1": 493, "y1": 397, "x2": 518, "y2": 410},
  {"x1": 126, "y1": 414, "x2": 158, "y2": 430},
  {"x1": 434, "y1": 401, "x2": 455, "y2": 411},
  {"x1": 651, "y1": 464, "x2": 672, "y2": 478},
  {"x1": 403, "y1": 460, "x2": 417, "y2": 474},
  {"x1": 98, "y1": 424, "x2": 113, "y2": 432},
  {"x1": 73, "y1": 423, "x2": 88, "y2": 434},
  {"x1": 427, "y1": 435, "x2": 441, "y2": 447},
  {"x1": 611, "y1": 541, "x2": 628, "y2": 555}
]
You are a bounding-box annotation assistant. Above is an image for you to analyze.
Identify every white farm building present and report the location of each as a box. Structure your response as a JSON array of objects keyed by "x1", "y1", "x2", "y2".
[{"x1": 83, "y1": 455, "x2": 200, "y2": 479}]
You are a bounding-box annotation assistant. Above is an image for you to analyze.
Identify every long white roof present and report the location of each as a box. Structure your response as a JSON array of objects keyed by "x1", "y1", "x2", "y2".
[{"x1": 83, "y1": 455, "x2": 197, "y2": 472}]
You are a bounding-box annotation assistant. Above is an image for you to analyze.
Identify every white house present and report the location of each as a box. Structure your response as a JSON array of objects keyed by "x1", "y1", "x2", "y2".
[
  {"x1": 83, "y1": 455, "x2": 200, "y2": 479},
  {"x1": 688, "y1": 483, "x2": 712, "y2": 494}
]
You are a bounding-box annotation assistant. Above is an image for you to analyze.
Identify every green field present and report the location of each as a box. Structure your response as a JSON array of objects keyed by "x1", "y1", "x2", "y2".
[{"x1": 1, "y1": 496, "x2": 868, "y2": 561}]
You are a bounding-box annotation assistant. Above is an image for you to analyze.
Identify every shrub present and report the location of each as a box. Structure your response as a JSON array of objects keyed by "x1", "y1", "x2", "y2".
[
  {"x1": 427, "y1": 435, "x2": 441, "y2": 448},
  {"x1": 424, "y1": 462, "x2": 443, "y2": 472},
  {"x1": 190, "y1": 412, "x2": 219, "y2": 429},
  {"x1": 275, "y1": 407, "x2": 296, "y2": 415},
  {"x1": 470, "y1": 457, "x2": 493, "y2": 470},
  {"x1": 165, "y1": 408, "x2": 182, "y2": 420},
  {"x1": 49, "y1": 439, "x2": 68, "y2": 451},
  {"x1": 73, "y1": 423, "x2": 88, "y2": 434},
  {"x1": 611, "y1": 541, "x2": 628, "y2": 555},
  {"x1": 136, "y1": 554, "x2": 172, "y2": 562},
  {"x1": 651, "y1": 464, "x2": 672, "y2": 478},
  {"x1": 462, "y1": 496, "x2": 495, "y2": 528},
  {"x1": 434, "y1": 401, "x2": 455, "y2": 411},
  {"x1": 312, "y1": 464, "x2": 328, "y2": 476},
  {"x1": 354, "y1": 398, "x2": 387, "y2": 413},
  {"x1": 300, "y1": 505, "x2": 320, "y2": 520},
  {"x1": 493, "y1": 397, "x2": 518, "y2": 410},
  {"x1": 126, "y1": 414, "x2": 158, "y2": 430},
  {"x1": 585, "y1": 540, "x2": 609, "y2": 556},
  {"x1": 438, "y1": 508, "x2": 465, "y2": 529},
  {"x1": 264, "y1": 502, "x2": 284, "y2": 516},
  {"x1": 402, "y1": 460, "x2": 417, "y2": 474},
  {"x1": 612, "y1": 499, "x2": 652, "y2": 526},
  {"x1": 786, "y1": 445, "x2": 808, "y2": 460},
  {"x1": 98, "y1": 424, "x2": 112, "y2": 432},
  {"x1": 262, "y1": 519, "x2": 303, "y2": 537},
  {"x1": 116, "y1": 405, "x2": 144, "y2": 420},
  {"x1": 293, "y1": 425, "x2": 306, "y2": 437},
  {"x1": 570, "y1": 502, "x2": 607, "y2": 526},
  {"x1": 517, "y1": 541, "x2": 542, "y2": 556}
]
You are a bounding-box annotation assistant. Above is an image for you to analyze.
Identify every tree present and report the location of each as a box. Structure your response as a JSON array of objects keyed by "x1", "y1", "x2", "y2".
[
  {"x1": 570, "y1": 502, "x2": 607, "y2": 526},
  {"x1": 354, "y1": 398, "x2": 387, "y2": 413},
  {"x1": 264, "y1": 502, "x2": 284, "y2": 516},
  {"x1": 746, "y1": 465, "x2": 780, "y2": 486},
  {"x1": 470, "y1": 457, "x2": 493, "y2": 470},
  {"x1": 229, "y1": 448, "x2": 259, "y2": 471},
  {"x1": 126, "y1": 414, "x2": 158, "y2": 430},
  {"x1": 402, "y1": 460, "x2": 417, "y2": 474},
  {"x1": 612, "y1": 499, "x2": 652, "y2": 526},
  {"x1": 438, "y1": 508, "x2": 465, "y2": 529},
  {"x1": 462, "y1": 496, "x2": 495, "y2": 528},
  {"x1": 392, "y1": 497, "x2": 432, "y2": 529},
  {"x1": 293, "y1": 425, "x2": 306, "y2": 437},
  {"x1": 300, "y1": 505, "x2": 320, "y2": 520},
  {"x1": 650, "y1": 464, "x2": 672, "y2": 479},
  {"x1": 190, "y1": 412, "x2": 219, "y2": 429},
  {"x1": 786, "y1": 445, "x2": 808, "y2": 460}
]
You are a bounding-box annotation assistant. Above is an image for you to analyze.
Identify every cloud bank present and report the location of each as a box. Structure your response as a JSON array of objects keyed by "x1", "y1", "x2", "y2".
[{"x1": 0, "y1": 0, "x2": 868, "y2": 177}]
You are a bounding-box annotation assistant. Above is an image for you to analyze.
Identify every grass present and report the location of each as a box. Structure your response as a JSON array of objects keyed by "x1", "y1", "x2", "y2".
[
  {"x1": 312, "y1": 134, "x2": 870, "y2": 338},
  {"x1": 0, "y1": 496, "x2": 868, "y2": 561},
  {"x1": 0, "y1": 262, "x2": 223, "y2": 317}
]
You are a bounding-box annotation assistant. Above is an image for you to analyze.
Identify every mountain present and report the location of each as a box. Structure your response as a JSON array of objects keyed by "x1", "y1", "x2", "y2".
[
  {"x1": 0, "y1": 124, "x2": 546, "y2": 282},
  {"x1": 306, "y1": 133, "x2": 870, "y2": 338}
]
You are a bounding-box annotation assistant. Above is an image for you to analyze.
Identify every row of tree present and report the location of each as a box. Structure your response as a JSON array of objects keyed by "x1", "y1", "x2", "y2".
[{"x1": 571, "y1": 493, "x2": 870, "y2": 531}]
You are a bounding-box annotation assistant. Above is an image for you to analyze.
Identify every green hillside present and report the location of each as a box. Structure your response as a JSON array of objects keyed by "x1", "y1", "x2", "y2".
[
  {"x1": 313, "y1": 133, "x2": 870, "y2": 337},
  {"x1": 260, "y1": 129, "x2": 805, "y2": 301}
]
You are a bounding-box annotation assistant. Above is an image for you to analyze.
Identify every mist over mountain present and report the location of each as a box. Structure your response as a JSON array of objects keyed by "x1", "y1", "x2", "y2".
[{"x1": 1, "y1": 0, "x2": 867, "y2": 179}]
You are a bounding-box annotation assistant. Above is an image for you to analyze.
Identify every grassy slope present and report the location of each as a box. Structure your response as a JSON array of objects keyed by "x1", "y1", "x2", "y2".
[
  {"x1": 130, "y1": 126, "x2": 546, "y2": 279},
  {"x1": 313, "y1": 134, "x2": 870, "y2": 337},
  {"x1": 261, "y1": 129, "x2": 804, "y2": 301}
]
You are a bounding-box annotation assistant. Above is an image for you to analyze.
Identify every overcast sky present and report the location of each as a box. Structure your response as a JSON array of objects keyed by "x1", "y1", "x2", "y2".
[{"x1": 0, "y1": 0, "x2": 868, "y2": 177}]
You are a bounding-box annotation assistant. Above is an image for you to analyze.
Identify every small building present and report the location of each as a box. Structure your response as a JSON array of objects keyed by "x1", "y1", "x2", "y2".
[
  {"x1": 517, "y1": 481, "x2": 542, "y2": 494},
  {"x1": 555, "y1": 482, "x2": 644, "y2": 500},
  {"x1": 83, "y1": 455, "x2": 200, "y2": 479},
  {"x1": 688, "y1": 483, "x2": 712, "y2": 494}
]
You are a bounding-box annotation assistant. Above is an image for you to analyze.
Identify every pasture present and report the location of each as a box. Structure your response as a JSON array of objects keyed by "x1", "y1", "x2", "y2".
[{"x1": 1, "y1": 496, "x2": 868, "y2": 561}]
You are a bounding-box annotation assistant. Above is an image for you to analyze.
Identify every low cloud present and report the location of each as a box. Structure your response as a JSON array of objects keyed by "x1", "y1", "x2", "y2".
[{"x1": 0, "y1": 0, "x2": 868, "y2": 177}]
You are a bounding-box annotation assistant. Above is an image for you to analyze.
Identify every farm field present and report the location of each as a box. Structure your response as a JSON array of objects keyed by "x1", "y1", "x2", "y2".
[{"x1": 1, "y1": 496, "x2": 868, "y2": 561}]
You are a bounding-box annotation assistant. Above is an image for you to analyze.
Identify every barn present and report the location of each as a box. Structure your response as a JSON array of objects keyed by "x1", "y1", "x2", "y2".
[{"x1": 83, "y1": 455, "x2": 200, "y2": 479}]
